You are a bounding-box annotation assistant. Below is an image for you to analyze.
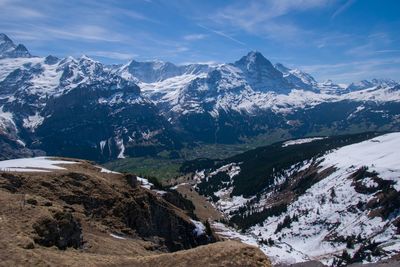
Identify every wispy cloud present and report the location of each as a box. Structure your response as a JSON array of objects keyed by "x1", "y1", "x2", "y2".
[
  {"x1": 46, "y1": 25, "x2": 127, "y2": 42},
  {"x1": 315, "y1": 32, "x2": 353, "y2": 49},
  {"x1": 84, "y1": 2, "x2": 158, "y2": 23},
  {"x1": 88, "y1": 51, "x2": 137, "y2": 60},
  {"x1": 198, "y1": 24, "x2": 245, "y2": 46},
  {"x1": 376, "y1": 49, "x2": 400, "y2": 53},
  {"x1": 345, "y1": 32, "x2": 393, "y2": 57},
  {"x1": 300, "y1": 57, "x2": 400, "y2": 82},
  {"x1": 331, "y1": 0, "x2": 356, "y2": 19},
  {"x1": 179, "y1": 60, "x2": 219, "y2": 66},
  {"x1": 0, "y1": 1, "x2": 45, "y2": 19},
  {"x1": 5, "y1": 25, "x2": 129, "y2": 43},
  {"x1": 208, "y1": 0, "x2": 330, "y2": 42},
  {"x1": 183, "y1": 34, "x2": 207, "y2": 41}
]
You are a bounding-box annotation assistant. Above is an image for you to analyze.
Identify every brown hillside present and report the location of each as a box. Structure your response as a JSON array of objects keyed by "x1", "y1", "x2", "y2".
[{"x1": 0, "y1": 158, "x2": 271, "y2": 267}]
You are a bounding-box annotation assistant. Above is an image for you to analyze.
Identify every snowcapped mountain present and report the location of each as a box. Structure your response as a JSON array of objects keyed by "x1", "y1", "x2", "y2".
[
  {"x1": 116, "y1": 59, "x2": 210, "y2": 83},
  {"x1": 179, "y1": 132, "x2": 400, "y2": 265},
  {"x1": 0, "y1": 33, "x2": 399, "y2": 161},
  {"x1": 123, "y1": 51, "x2": 399, "y2": 119},
  {"x1": 274, "y1": 63, "x2": 318, "y2": 91},
  {"x1": 0, "y1": 34, "x2": 180, "y2": 160},
  {"x1": 233, "y1": 51, "x2": 293, "y2": 94},
  {"x1": 347, "y1": 79, "x2": 399, "y2": 92},
  {"x1": 0, "y1": 33, "x2": 31, "y2": 58}
]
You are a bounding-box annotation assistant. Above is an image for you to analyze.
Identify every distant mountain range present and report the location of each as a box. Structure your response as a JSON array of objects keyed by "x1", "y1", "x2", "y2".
[{"x1": 1, "y1": 33, "x2": 399, "y2": 160}]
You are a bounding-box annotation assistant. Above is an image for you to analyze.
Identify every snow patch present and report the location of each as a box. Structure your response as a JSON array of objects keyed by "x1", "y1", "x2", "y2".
[
  {"x1": 0, "y1": 157, "x2": 78, "y2": 172},
  {"x1": 137, "y1": 176, "x2": 153, "y2": 190},
  {"x1": 190, "y1": 219, "x2": 206, "y2": 236},
  {"x1": 96, "y1": 166, "x2": 121, "y2": 174},
  {"x1": 115, "y1": 138, "x2": 125, "y2": 159},
  {"x1": 99, "y1": 140, "x2": 106, "y2": 154},
  {"x1": 0, "y1": 106, "x2": 16, "y2": 131},
  {"x1": 23, "y1": 113, "x2": 44, "y2": 131},
  {"x1": 110, "y1": 233, "x2": 126, "y2": 240},
  {"x1": 282, "y1": 137, "x2": 326, "y2": 147}
]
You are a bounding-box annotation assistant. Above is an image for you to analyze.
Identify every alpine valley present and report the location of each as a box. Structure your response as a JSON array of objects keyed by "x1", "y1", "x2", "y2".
[{"x1": 1, "y1": 33, "x2": 400, "y2": 267}]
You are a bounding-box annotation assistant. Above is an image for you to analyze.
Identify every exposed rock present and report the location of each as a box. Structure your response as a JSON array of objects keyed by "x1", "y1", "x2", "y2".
[
  {"x1": 125, "y1": 173, "x2": 139, "y2": 188},
  {"x1": 33, "y1": 211, "x2": 83, "y2": 249}
]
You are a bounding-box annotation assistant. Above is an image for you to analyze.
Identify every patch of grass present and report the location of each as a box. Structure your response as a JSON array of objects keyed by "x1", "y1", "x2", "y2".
[
  {"x1": 104, "y1": 157, "x2": 182, "y2": 181},
  {"x1": 180, "y1": 129, "x2": 290, "y2": 160}
]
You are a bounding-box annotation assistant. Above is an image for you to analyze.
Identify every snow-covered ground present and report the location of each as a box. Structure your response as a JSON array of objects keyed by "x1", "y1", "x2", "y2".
[
  {"x1": 0, "y1": 157, "x2": 78, "y2": 172},
  {"x1": 319, "y1": 133, "x2": 400, "y2": 189},
  {"x1": 212, "y1": 222, "x2": 309, "y2": 264},
  {"x1": 97, "y1": 166, "x2": 121, "y2": 174},
  {"x1": 190, "y1": 133, "x2": 400, "y2": 265},
  {"x1": 282, "y1": 137, "x2": 326, "y2": 147},
  {"x1": 248, "y1": 133, "x2": 400, "y2": 264}
]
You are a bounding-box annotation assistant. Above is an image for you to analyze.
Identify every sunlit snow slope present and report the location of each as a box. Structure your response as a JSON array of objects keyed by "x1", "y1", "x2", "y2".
[
  {"x1": 182, "y1": 133, "x2": 400, "y2": 265},
  {"x1": 251, "y1": 133, "x2": 400, "y2": 265}
]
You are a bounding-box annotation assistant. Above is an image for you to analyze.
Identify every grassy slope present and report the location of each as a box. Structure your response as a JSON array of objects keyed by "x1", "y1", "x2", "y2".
[{"x1": 104, "y1": 157, "x2": 182, "y2": 180}]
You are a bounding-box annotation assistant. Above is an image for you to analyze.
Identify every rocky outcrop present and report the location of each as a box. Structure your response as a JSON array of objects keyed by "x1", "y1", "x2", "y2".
[
  {"x1": 0, "y1": 162, "x2": 214, "y2": 252},
  {"x1": 33, "y1": 211, "x2": 83, "y2": 249}
]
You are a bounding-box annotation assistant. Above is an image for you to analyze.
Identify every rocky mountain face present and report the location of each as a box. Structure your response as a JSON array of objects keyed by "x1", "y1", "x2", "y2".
[
  {"x1": 176, "y1": 132, "x2": 400, "y2": 266},
  {"x1": 234, "y1": 51, "x2": 293, "y2": 94},
  {"x1": 0, "y1": 33, "x2": 399, "y2": 161}
]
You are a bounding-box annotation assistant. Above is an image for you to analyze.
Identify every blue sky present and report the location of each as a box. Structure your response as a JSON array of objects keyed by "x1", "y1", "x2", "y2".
[{"x1": 0, "y1": 0, "x2": 399, "y2": 83}]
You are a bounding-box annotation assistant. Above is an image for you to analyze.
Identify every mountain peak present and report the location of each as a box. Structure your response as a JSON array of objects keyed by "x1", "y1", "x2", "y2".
[
  {"x1": 0, "y1": 33, "x2": 13, "y2": 43},
  {"x1": 0, "y1": 33, "x2": 31, "y2": 58},
  {"x1": 44, "y1": 55, "x2": 60, "y2": 65},
  {"x1": 237, "y1": 51, "x2": 270, "y2": 66},
  {"x1": 247, "y1": 50, "x2": 263, "y2": 57},
  {"x1": 233, "y1": 51, "x2": 292, "y2": 93},
  {"x1": 79, "y1": 54, "x2": 99, "y2": 63}
]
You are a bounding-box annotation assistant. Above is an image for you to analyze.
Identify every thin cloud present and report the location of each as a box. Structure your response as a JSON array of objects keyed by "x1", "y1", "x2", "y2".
[
  {"x1": 198, "y1": 24, "x2": 246, "y2": 46},
  {"x1": 300, "y1": 57, "x2": 400, "y2": 83},
  {"x1": 89, "y1": 51, "x2": 137, "y2": 60},
  {"x1": 345, "y1": 32, "x2": 394, "y2": 57},
  {"x1": 15, "y1": 23, "x2": 135, "y2": 43},
  {"x1": 183, "y1": 34, "x2": 207, "y2": 41},
  {"x1": 209, "y1": 0, "x2": 329, "y2": 43},
  {"x1": 0, "y1": 3, "x2": 45, "y2": 19},
  {"x1": 376, "y1": 50, "x2": 400, "y2": 53},
  {"x1": 43, "y1": 25, "x2": 128, "y2": 42},
  {"x1": 331, "y1": 0, "x2": 356, "y2": 19},
  {"x1": 179, "y1": 60, "x2": 219, "y2": 66}
]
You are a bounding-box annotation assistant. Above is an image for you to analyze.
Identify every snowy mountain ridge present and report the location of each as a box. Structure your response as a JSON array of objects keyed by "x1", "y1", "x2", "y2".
[
  {"x1": 1, "y1": 33, "x2": 400, "y2": 161},
  {"x1": 252, "y1": 132, "x2": 400, "y2": 265},
  {"x1": 117, "y1": 51, "x2": 400, "y2": 117},
  {"x1": 1, "y1": 34, "x2": 399, "y2": 120}
]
